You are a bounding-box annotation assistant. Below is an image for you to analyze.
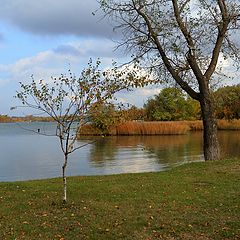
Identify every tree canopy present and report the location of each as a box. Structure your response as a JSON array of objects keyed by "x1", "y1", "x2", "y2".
[
  {"x1": 214, "y1": 84, "x2": 240, "y2": 119},
  {"x1": 144, "y1": 87, "x2": 200, "y2": 121}
]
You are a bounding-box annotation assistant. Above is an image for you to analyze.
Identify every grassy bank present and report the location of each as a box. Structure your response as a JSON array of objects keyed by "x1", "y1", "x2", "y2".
[
  {"x1": 79, "y1": 119, "x2": 240, "y2": 136},
  {"x1": 0, "y1": 159, "x2": 239, "y2": 239}
]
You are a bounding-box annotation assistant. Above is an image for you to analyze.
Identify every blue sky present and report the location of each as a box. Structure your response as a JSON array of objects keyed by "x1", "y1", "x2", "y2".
[
  {"x1": 0, "y1": 0, "x2": 161, "y2": 115},
  {"x1": 0, "y1": 0, "x2": 239, "y2": 116}
]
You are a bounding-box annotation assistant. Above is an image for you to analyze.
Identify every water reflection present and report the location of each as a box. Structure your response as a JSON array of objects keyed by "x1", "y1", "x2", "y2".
[
  {"x1": 87, "y1": 131, "x2": 240, "y2": 171},
  {"x1": 0, "y1": 122, "x2": 239, "y2": 181},
  {"x1": 218, "y1": 131, "x2": 240, "y2": 158},
  {"x1": 87, "y1": 134, "x2": 204, "y2": 172},
  {"x1": 89, "y1": 138, "x2": 119, "y2": 166}
]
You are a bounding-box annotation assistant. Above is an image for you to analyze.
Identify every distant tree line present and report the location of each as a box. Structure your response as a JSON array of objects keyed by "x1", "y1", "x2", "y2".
[
  {"x1": 2, "y1": 85, "x2": 239, "y2": 126},
  {"x1": 214, "y1": 85, "x2": 240, "y2": 120},
  {"x1": 0, "y1": 115, "x2": 53, "y2": 123},
  {"x1": 144, "y1": 85, "x2": 240, "y2": 121},
  {"x1": 87, "y1": 85, "x2": 240, "y2": 132},
  {"x1": 144, "y1": 88, "x2": 200, "y2": 121}
]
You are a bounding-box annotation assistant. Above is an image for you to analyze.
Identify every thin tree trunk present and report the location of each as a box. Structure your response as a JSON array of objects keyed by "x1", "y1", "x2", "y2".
[
  {"x1": 62, "y1": 155, "x2": 68, "y2": 204},
  {"x1": 200, "y1": 90, "x2": 220, "y2": 161}
]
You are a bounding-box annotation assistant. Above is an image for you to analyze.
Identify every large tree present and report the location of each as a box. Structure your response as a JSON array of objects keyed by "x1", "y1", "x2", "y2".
[{"x1": 100, "y1": 0, "x2": 240, "y2": 160}]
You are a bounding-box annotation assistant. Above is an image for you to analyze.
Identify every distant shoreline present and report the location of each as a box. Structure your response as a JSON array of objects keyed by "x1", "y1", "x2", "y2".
[
  {"x1": 0, "y1": 115, "x2": 53, "y2": 123},
  {"x1": 1, "y1": 118, "x2": 239, "y2": 133}
]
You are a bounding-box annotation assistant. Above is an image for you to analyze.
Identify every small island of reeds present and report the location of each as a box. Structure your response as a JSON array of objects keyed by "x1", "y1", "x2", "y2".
[{"x1": 78, "y1": 119, "x2": 240, "y2": 136}]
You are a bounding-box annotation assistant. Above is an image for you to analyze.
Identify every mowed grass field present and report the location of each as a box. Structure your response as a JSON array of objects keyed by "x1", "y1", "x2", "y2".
[{"x1": 0, "y1": 158, "x2": 239, "y2": 240}]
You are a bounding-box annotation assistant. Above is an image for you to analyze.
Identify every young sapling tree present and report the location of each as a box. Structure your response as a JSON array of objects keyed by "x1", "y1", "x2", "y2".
[{"x1": 15, "y1": 59, "x2": 127, "y2": 203}]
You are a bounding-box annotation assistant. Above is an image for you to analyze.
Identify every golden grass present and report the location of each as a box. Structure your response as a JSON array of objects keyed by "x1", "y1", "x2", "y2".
[
  {"x1": 179, "y1": 119, "x2": 240, "y2": 131},
  {"x1": 178, "y1": 120, "x2": 204, "y2": 131},
  {"x1": 0, "y1": 115, "x2": 53, "y2": 123},
  {"x1": 182, "y1": 119, "x2": 240, "y2": 131},
  {"x1": 116, "y1": 121, "x2": 190, "y2": 135},
  {"x1": 78, "y1": 119, "x2": 240, "y2": 136},
  {"x1": 217, "y1": 119, "x2": 240, "y2": 130}
]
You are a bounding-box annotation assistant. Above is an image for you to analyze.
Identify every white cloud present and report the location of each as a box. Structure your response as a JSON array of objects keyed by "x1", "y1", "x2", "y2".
[
  {"x1": 138, "y1": 88, "x2": 161, "y2": 97},
  {"x1": 0, "y1": 42, "x2": 161, "y2": 114},
  {"x1": 217, "y1": 53, "x2": 232, "y2": 69},
  {"x1": 115, "y1": 87, "x2": 162, "y2": 107},
  {"x1": 215, "y1": 53, "x2": 240, "y2": 85},
  {"x1": 0, "y1": 38, "x2": 123, "y2": 85}
]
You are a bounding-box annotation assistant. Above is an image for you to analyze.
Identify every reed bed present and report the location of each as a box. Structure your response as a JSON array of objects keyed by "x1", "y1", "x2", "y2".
[
  {"x1": 217, "y1": 119, "x2": 240, "y2": 130},
  {"x1": 78, "y1": 119, "x2": 240, "y2": 136},
  {"x1": 116, "y1": 121, "x2": 190, "y2": 135},
  {"x1": 178, "y1": 120, "x2": 204, "y2": 131},
  {"x1": 179, "y1": 120, "x2": 240, "y2": 131}
]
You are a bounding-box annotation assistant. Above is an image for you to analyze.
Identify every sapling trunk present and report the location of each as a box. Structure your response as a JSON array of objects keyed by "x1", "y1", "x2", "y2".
[{"x1": 62, "y1": 154, "x2": 68, "y2": 204}]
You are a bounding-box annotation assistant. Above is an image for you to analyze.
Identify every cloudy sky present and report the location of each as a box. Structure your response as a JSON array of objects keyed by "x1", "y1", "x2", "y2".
[
  {"x1": 0, "y1": 0, "x2": 238, "y2": 116},
  {"x1": 0, "y1": 0, "x2": 161, "y2": 115}
]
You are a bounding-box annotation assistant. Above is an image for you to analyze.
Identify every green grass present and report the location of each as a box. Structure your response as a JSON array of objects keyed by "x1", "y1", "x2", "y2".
[{"x1": 0, "y1": 159, "x2": 239, "y2": 240}]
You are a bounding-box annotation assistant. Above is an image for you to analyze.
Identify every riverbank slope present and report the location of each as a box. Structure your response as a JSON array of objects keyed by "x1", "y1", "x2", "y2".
[{"x1": 0, "y1": 158, "x2": 239, "y2": 239}]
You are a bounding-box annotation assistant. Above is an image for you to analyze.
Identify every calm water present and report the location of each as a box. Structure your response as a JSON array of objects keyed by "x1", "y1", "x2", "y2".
[{"x1": 0, "y1": 122, "x2": 239, "y2": 182}]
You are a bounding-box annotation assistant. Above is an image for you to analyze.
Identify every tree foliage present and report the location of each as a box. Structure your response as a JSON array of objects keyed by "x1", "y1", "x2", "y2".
[
  {"x1": 89, "y1": 102, "x2": 124, "y2": 135},
  {"x1": 144, "y1": 88, "x2": 200, "y2": 121},
  {"x1": 122, "y1": 105, "x2": 146, "y2": 121},
  {"x1": 89, "y1": 103, "x2": 146, "y2": 135},
  {"x1": 214, "y1": 84, "x2": 240, "y2": 119},
  {"x1": 144, "y1": 85, "x2": 240, "y2": 121}
]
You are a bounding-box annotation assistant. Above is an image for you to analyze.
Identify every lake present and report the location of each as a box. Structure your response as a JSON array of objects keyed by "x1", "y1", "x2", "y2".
[{"x1": 0, "y1": 122, "x2": 239, "y2": 182}]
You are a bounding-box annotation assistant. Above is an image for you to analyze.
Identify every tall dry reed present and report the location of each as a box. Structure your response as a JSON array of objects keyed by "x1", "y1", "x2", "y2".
[
  {"x1": 217, "y1": 119, "x2": 240, "y2": 130},
  {"x1": 180, "y1": 120, "x2": 240, "y2": 131},
  {"x1": 78, "y1": 119, "x2": 240, "y2": 137},
  {"x1": 116, "y1": 121, "x2": 190, "y2": 135},
  {"x1": 179, "y1": 121, "x2": 204, "y2": 131}
]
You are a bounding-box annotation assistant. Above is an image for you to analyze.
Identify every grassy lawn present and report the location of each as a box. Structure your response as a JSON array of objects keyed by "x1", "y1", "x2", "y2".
[{"x1": 0, "y1": 158, "x2": 239, "y2": 240}]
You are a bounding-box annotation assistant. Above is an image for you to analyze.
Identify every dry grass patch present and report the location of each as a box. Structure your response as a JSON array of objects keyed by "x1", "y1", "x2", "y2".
[
  {"x1": 78, "y1": 120, "x2": 240, "y2": 136},
  {"x1": 182, "y1": 121, "x2": 204, "y2": 131},
  {"x1": 217, "y1": 119, "x2": 240, "y2": 130},
  {"x1": 116, "y1": 121, "x2": 190, "y2": 135}
]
